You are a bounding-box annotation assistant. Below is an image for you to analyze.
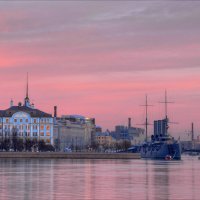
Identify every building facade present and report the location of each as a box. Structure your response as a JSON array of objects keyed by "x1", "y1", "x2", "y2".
[
  {"x1": 95, "y1": 131, "x2": 116, "y2": 146},
  {"x1": 0, "y1": 89, "x2": 53, "y2": 145},
  {"x1": 53, "y1": 115, "x2": 96, "y2": 151}
]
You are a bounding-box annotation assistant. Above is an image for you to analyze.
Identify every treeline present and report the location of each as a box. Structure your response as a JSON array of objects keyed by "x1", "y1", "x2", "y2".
[
  {"x1": 91, "y1": 140, "x2": 132, "y2": 152},
  {"x1": 0, "y1": 138, "x2": 55, "y2": 152}
]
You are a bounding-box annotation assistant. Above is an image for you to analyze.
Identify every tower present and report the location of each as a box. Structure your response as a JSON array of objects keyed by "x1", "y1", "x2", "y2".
[{"x1": 10, "y1": 99, "x2": 14, "y2": 107}]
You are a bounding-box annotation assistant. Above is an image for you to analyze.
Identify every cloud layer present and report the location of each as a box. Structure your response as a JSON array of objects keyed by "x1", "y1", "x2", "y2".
[{"x1": 0, "y1": 1, "x2": 200, "y2": 138}]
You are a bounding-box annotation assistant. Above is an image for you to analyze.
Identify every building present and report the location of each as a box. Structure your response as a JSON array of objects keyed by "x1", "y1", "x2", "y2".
[
  {"x1": 95, "y1": 131, "x2": 116, "y2": 146},
  {"x1": 110, "y1": 118, "x2": 145, "y2": 145},
  {"x1": 53, "y1": 114, "x2": 96, "y2": 151},
  {"x1": 0, "y1": 78, "x2": 54, "y2": 145}
]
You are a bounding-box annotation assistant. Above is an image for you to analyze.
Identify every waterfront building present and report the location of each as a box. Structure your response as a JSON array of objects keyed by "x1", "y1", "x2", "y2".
[
  {"x1": 95, "y1": 131, "x2": 116, "y2": 146},
  {"x1": 0, "y1": 80, "x2": 53, "y2": 145},
  {"x1": 110, "y1": 118, "x2": 145, "y2": 145},
  {"x1": 53, "y1": 114, "x2": 96, "y2": 151}
]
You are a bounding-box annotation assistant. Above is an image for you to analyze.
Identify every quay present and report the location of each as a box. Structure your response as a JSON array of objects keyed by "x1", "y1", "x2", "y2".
[{"x1": 0, "y1": 152, "x2": 140, "y2": 159}]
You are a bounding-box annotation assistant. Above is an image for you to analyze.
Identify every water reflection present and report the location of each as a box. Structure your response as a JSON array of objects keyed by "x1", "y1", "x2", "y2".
[{"x1": 0, "y1": 156, "x2": 199, "y2": 200}]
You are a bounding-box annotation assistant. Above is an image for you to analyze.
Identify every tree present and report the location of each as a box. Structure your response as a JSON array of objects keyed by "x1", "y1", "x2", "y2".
[
  {"x1": 2, "y1": 139, "x2": 10, "y2": 151},
  {"x1": 25, "y1": 138, "x2": 33, "y2": 151},
  {"x1": 38, "y1": 140, "x2": 46, "y2": 152},
  {"x1": 121, "y1": 140, "x2": 131, "y2": 151},
  {"x1": 15, "y1": 139, "x2": 24, "y2": 152}
]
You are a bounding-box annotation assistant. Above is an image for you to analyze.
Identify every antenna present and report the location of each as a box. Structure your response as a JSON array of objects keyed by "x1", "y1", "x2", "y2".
[{"x1": 140, "y1": 95, "x2": 153, "y2": 142}]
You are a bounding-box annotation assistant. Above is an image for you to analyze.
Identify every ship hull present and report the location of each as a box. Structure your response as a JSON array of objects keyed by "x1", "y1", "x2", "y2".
[{"x1": 140, "y1": 142, "x2": 181, "y2": 160}]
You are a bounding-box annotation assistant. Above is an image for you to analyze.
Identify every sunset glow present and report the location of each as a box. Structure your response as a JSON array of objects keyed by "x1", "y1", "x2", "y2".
[{"x1": 0, "y1": 1, "x2": 200, "y2": 138}]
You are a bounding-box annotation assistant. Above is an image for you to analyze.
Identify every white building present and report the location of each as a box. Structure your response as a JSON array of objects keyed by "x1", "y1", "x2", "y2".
[
  {"x1": 0, "y1": 80, "x2": 53, "y2": 145},
  {"x1": 53, "y1": 115, "x2": 96, "y2": 151}
]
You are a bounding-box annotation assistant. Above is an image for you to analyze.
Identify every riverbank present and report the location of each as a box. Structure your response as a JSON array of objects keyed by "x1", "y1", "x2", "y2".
[{"x1": 0, "y1": 152, "x2": 140, "y2": 159}]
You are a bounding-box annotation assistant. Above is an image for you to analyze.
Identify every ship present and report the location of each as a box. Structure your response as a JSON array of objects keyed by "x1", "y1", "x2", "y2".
[
  {"x1": 140, "y1": 128, "x2": 181, "y2": 160},
  {"x1": 136, "y1": 92, "x2": 181, "y2": 160}
]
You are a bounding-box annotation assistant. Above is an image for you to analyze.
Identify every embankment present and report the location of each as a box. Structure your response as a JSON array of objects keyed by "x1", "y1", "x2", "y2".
[{"x1": 0, "y1": 152, "x2": 140, "y2": 159}]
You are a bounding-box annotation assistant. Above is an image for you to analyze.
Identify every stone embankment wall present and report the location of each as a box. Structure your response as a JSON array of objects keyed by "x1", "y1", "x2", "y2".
[{"x1": 0, "y1": 152, "x2": 140, "y2": 159}]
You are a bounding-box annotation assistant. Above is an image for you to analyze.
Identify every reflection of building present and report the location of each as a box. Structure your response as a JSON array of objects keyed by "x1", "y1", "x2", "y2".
[
  {"x1": 0, "y1": 80, "x2": 53, "y2": 144},
  {"x1": 53, "y1": 114, "x2": 96, "y2": 151}
]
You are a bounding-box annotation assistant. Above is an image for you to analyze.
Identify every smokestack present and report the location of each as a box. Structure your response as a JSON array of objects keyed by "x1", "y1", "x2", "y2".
[
  {"x1": 191, "y1": 123, "x2": 194, "y2": 141},
  {"x1": 128, "y1": 118, "x2": 131, "y2": 128},
  {"x1": 54, "y1": 106, "x2": 57, "y2": 118}
]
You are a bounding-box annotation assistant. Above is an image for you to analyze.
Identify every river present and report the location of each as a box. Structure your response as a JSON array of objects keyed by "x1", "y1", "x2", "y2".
[{"x1": 0, "y1": 155, "x2": 199, "y2": 200}]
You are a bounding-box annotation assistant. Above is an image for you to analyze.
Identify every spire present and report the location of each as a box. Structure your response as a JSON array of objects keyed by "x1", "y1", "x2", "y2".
[
  {"x1": 24, "y1": 72, "x2": 30, "y2": 107},
  {"x1": 26, "y1": 72, "x2": 29, "y2": 98}
]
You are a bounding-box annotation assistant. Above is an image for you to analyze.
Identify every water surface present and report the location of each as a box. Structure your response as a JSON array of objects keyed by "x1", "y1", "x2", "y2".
[{"x1": 0, "y1": 155, "x2": 199, "y2": 200}]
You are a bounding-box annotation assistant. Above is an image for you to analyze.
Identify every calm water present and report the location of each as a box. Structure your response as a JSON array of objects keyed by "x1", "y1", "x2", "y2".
[{"x1": 0, "y1": 155, "x2": 199, "y2": 200}]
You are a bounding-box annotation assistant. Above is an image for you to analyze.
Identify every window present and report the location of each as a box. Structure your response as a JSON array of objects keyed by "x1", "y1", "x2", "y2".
[
  {"x1": 33, "y1": 125, "x2": 37, "y2": 129},
  {"x1": 40, "y1": 132, "x2": 44, "y2": 136},
  {"x1": 33, "y1": 132, "x2": 38, "y2": 136},
  {"x1": 6, "y1": 118, "x2": 9, "y2": 123},
  {"x1": 26, "y1": 119, "x2": 28, "y2": 123},
  {"x1": 20, "y1": 119, "x2": 23, "y2": 123},
  {"x1": 46, "y1": 125, "x2": 50, "y2": 130},
  {"x1": 34, "y1": 119, "x2": 37, "y2": 123},
  {"x1": 46, "y1": 132, "x2": 51, "y2": 136},
  {"x1": 40, "y1": 125, "x2": 44, "y2": 130},
  {"x1": 14, "y1": 119, "x2": 17, "y2": 123}
]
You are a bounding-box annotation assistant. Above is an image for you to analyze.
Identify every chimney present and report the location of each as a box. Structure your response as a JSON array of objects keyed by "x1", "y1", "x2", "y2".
[
  {"x1": 54, "y1": 106, "x2": 57, "y2": 118},
  {"x1": 191, "y1": 123, "x2": 194, "y2": 141},
  {"x1": 128, "y1": 118, "x2": 131, "y2": 128}
]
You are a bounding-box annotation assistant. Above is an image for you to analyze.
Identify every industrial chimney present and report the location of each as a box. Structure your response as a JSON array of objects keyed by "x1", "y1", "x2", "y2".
[
  {"x1": 54, "y1": 106, "x2": 57, "y2": 118},
  {"x1": 191, "y1": 123, "x2": 194, "y2": 142},
  {"x1": 128, "y1": 118, "x2": 131, "y2": 128}
]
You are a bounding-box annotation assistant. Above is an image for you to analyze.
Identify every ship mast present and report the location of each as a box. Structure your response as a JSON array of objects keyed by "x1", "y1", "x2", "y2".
[
  {"x1": 160, "y1": 90, "x2": 173, "y2": 135},
  {"x1": 141, "y1": 95, "x2": 152, "y2": 142}
]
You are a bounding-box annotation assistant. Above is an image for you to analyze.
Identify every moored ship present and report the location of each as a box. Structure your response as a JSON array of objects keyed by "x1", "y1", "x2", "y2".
[
  {"x1": 138, "y1": 92, "x2": 181, "y2": 160},
  {"x1": 140, "y1": 127, "x2": 181, "y2": 160}
]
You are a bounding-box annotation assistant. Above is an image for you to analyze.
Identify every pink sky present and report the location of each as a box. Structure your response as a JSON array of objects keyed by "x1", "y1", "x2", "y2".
[{"x1": 0, "y1": 1, "x2": 200, "y2": 139}]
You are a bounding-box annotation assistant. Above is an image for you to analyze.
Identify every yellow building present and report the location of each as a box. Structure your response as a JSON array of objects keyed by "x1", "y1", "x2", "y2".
[{"x1": 95, "y1": 132, "x2": 115, "y2": 146}]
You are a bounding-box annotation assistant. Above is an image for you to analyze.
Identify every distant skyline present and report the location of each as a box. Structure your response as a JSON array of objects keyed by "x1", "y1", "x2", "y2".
[{"x1": 0, "y1": 1, "x2": 200, "y2": 139}]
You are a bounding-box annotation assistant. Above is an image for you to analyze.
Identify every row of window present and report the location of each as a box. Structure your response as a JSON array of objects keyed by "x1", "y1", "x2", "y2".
[
  {"x1": 0, "y1": 132, "x2": 51, "y2": 137},
  {"x1": 3, "y1": 118, "x2": 51, "y2": 123},
  {"x1": 3, "y1": 125, "x2": 51, "y2": 130}
]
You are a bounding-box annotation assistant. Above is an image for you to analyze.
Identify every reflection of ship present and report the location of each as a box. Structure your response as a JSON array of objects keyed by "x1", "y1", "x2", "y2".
[{"x1": 139, "y1": 92, "x2": 181, "y2": 160}]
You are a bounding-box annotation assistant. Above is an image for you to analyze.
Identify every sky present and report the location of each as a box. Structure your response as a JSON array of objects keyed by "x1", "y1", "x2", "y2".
[{"x1": 0, "y1": 1, "x2": 200, "y2": 139}]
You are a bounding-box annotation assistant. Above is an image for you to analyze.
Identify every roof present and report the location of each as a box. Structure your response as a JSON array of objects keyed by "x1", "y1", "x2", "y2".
[
  {"x1": 96, "y1": 132, "x2": 110, "y2": 137},
  {"x1": 0, "y1": 106, "x2": 52, "y2": 118}
]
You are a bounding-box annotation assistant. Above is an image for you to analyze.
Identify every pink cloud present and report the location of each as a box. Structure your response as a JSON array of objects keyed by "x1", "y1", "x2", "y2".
[{"x1": 0, "y1": 1, "x2": 200, "y2": 137}]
